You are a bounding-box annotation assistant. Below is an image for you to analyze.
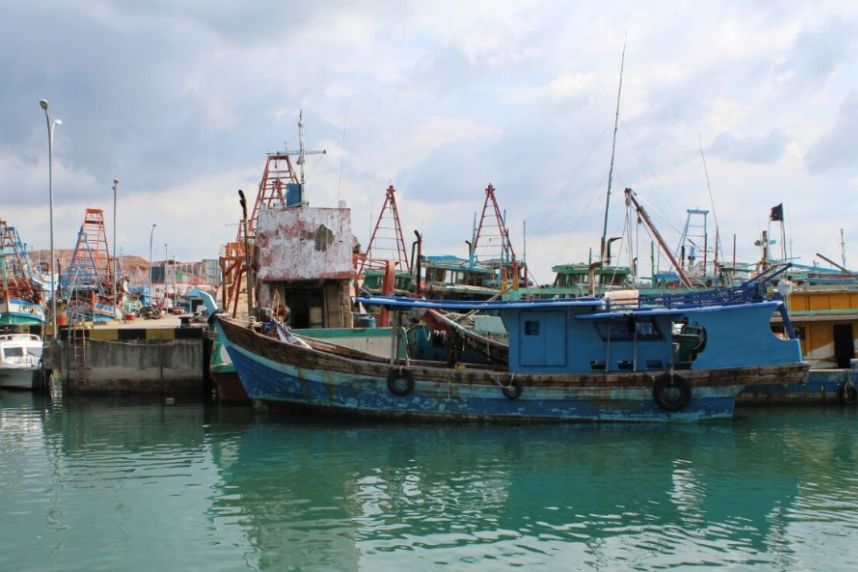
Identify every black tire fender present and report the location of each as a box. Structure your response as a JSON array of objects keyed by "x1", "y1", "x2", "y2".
[
  {"x1": 652, "y1": 372, "x2": 692, "y2": 412},
  {"x1": 387, "y1": 368, "x2": 415, "y2": 396},
  {"x1": 839, "y1": 381, "x2": 857, "y2": 405},
  {"x1": 502, "y1": 379, "x2": 522, "y2": 400}
]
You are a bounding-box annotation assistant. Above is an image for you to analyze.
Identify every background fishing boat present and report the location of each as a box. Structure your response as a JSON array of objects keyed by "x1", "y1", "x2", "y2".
[
  {"x1": 59, "y1": 209, "x2": 119, "y2": 323},
  {"x1": 0, "y1": 221, "x2": 45, "y2": 327}
]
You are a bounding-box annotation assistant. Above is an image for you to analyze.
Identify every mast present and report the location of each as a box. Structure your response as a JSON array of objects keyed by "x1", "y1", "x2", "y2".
[
  {"x1": 360, "y1": 184, "x2": 411, "y2": 276},
  {"x1": 698, "y1": 135, "x2": 722, "y2": 270},
  {"x1": 625, "y1": 188, "x2": 693, "y2": 288},
  {"x1": 600, "y1": 42, "x2": 626, "y2": 263}
]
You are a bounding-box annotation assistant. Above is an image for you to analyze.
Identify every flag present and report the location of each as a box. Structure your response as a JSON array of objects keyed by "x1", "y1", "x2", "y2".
[{"x1": 770, "y1": 203, "x2": 784, "y2": 222}]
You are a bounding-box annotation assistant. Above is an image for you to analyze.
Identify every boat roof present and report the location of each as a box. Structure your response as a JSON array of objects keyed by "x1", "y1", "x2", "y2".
[
  {"x1": 0, "y1": 333, "x2": 42, "y2": 343},
  {"x1": 357, "y1": 295, "x2": 604, "y2": 311},
  {"x1": 576, "y1": 300, "x2": 782, "y2": 320},
  {"x1": 552, "y1": 264, "x2": 632, "y2": 275},
  {"x1": 422, "y1": 256, "x2": 496, "y2": 273},
  {"x1": 358, "y1": 295, "x2": 782, "y2": 315}
]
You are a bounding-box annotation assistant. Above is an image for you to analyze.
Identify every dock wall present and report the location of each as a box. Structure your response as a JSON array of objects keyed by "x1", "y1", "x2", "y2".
[{"x1": 57, "y1": 324, "x2": 209, "y2": 396}]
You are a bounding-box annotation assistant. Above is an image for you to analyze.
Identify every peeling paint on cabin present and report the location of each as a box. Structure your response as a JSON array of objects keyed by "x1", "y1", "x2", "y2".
[{"x1": 256, "y1": 206, "x2": 352, "y2": 281}]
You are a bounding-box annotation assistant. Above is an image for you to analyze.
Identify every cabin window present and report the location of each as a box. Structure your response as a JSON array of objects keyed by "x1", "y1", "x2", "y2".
[
  {"x1": 772, "y1": 324, "x2": 804, "y2": 340},
  {"x1": 593, "y1": 318, "x2": 661, "y2": 341},
  {"x1": 525, "y1": 320, "x2": 540, "y2": 335}
]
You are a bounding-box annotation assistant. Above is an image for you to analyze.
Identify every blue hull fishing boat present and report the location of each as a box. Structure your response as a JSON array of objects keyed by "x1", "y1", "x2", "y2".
[{"x1": 217, "y1": 293, "x2": 808, "y2": 422}]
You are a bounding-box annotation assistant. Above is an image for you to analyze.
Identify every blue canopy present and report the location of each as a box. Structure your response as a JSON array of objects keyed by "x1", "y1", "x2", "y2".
[{"x1": 356, "y1": 295, "x2": 604, "y2": 311}]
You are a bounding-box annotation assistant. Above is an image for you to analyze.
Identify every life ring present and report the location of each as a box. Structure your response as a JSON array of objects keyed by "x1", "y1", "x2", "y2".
[
  {"x1": 387, "y1": 369, "x2": 415, "y2": 396},
  {"x1": 502, "y1": 379, "x2": 522, "y2": 400},
  {"x1": 652, "y1": 372, "x2": 692, "y2": 412},
  {"x1": 839, "y1": 381, "x2": 857, "y2": 405}
]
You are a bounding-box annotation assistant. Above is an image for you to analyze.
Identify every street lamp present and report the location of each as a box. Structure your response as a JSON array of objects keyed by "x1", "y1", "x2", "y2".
[
  {"x1": 39, "y1": 99, "x2": 62, "y2": 341},
  {"x1": 148, "y1": 224, "x2": 156, "y2": 308},
  {"x1": 164, "y1": 243, "x2": 168, "y2": 308},
  {"x1": 112, "y1": 178, "x2": 119, "y2": 320}
]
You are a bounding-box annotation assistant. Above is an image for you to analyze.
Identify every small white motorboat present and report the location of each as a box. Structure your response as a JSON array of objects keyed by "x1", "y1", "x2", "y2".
[{"x1": 0, "y1": 333, "x2": 43, "y2": 390}]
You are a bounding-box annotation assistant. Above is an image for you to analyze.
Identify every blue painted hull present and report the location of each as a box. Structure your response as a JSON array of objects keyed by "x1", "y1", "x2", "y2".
[
  {"x1": 225, "y1": 342, "x2": 738, "y2": 422},
  {"x1": 738, "y1": 368, "x2": 855, "y2": 404},
  {"x1": 215, "y1": 317, "x2": 807, "y2": 422},
  {"x1": 0, "y1": 298, "x2": 45, "y2": 326}
]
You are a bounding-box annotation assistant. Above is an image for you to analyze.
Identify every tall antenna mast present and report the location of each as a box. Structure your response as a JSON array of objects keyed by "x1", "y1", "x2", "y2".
[
  {"x1": 698, "y1": 134, "x2": 722, "y2": 272},
  {"x1": 295, "y1": 109, "x2": 326, "y2": 198},
  {"x1": 600, "y1": 41, "x2": 626, "y2": 263},
  {"x1": 298, "y1": 110, "x2": 306, "y2": 188}
]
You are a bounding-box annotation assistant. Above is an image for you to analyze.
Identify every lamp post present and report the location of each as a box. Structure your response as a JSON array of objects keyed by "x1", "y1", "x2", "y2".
[
  {"x1": 39, "y1": 100, "x2": 62, "y2": 341},
  {"x1": 112, "y1": 178, "x2": 119, "y2": 319},
  {"x1": 164, "y1": 243, "x2": 168, "y2": 308},
  {"x1": 148, "y1": 224, "x2": 156, "y2": 308}
]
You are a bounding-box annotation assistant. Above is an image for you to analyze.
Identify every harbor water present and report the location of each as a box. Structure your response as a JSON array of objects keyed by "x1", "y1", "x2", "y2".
[{"x1": 2, "y1": 391, "x2": 857, "y2": 571}]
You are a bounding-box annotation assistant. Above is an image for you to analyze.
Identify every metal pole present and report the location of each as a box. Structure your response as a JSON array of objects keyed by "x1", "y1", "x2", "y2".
[
  {"x1": 148, "y1": 224, "x2": 156, "y2": 308},
  {"x1": 39, "y1": 100, "x2": 61, "y2": 341},
  {"x1": 164, "y1": 243, "x2": 168, "y2": 307},
  {"x1": 238, "y1": 190, "x2": 253, "y2": 320},
  {"x1": 600, "y1": 42, "x2": 626, "y2": 263},
  {"x1": 112, "y1": 178, "x2": 119, "y2": 319}
]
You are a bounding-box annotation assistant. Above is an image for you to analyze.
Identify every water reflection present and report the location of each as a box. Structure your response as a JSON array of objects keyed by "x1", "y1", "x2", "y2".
[
  {"x1": 205, "y1": 409, "x2": 858, "y2": 570},
  {"x1": 2, "y1": 391, "x2": 857, "y2": 571}
]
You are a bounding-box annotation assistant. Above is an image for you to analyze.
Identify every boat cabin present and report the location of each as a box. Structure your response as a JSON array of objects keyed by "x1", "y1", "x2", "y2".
[
  {"x1": 510, "y1": 263, "x2": 632, "y2": 299},
  {"x1": 501, "y1": 300, "x2": 799, "y2": 374},
  {"x1": 362, "y1": 268, "x2": 413, "y2": 296},
  {"x1": 419, "y1": 255, "x2": 499, "y2": 300},
  {"x1": 254, "y1": 206, "x2": 354, "y2": 329},
  {"x1": 360, "y1": 296, "x2": 802, "y2": 375},
  {"x1": 0, "y1": 333, "x2": 42, "y2": 365}
]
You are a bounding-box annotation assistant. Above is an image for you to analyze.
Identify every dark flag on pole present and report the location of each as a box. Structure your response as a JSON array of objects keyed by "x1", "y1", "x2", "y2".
[{"x1": 770, "y1": 203, "x2": 784, "y2": 222}]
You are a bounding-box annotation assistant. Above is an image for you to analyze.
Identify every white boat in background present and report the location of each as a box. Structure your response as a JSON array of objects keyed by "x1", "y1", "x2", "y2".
[{"x1": 0, "y1": 333, "x2": 43, "y2": 390}]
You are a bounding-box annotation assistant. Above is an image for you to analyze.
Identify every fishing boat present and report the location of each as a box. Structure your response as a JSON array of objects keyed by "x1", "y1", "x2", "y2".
[
  {"x1": 742, "y1": 278, "x2": 858, "y2": 404},
  {"x1": 59, "y1": 209, "x2": 119, "y2": 323},
  {"x1": 0, "y1": 221, "x2": 45, "y2": 327},
  {"x1": 209, "y1": 113, "x2": 401, "y2": 402},
  {"x1": 0, "y1": 333, "x2": 43, "y2": 390},
  {"x1": 217, "y1": 291, "x2": 807, "y2": 422}
]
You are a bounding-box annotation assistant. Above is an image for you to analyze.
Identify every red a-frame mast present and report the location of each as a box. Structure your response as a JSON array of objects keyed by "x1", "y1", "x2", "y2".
[
  {"x1": 359, "y1": 184, "x2": 410, "y2": 276},
  {"x1": 472, "y1": 183, "x2": 517, "y2": 266}
]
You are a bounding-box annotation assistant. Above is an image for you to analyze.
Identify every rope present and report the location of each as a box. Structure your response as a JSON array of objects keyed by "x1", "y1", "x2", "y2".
[{"x1": 489, "y1": 372, "x2": 517, "y2": 390}]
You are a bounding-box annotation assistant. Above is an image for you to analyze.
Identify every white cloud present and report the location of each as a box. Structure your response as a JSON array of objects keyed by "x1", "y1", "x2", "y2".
[{"x1": 2, "y1": 0, "x2": 858, "y2": 281}]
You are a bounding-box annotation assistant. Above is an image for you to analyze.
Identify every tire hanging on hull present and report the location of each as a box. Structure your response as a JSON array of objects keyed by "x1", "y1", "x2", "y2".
[
  {"x1": 387, "y1": 369, "x2": 415, "y2": 396},
  {"x1": 652, "y1": 372, "x2": 692, "y2": 412}
]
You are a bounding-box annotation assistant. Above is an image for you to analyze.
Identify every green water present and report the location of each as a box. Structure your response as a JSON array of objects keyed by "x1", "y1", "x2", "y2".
[{"x1": 2, "y1": 391, "x2": 857, "y2": 571}]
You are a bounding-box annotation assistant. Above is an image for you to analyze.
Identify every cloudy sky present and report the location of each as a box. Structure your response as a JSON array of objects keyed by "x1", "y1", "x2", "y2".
[{"x1": 2, "y1": 0, "x2": 857, "y2": 284}]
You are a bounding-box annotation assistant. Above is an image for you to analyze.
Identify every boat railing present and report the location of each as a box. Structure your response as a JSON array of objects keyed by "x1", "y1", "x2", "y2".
[
  {"x1": 637, "y1": 283, "x2": 765, "y2": 309},
  {"x1": 633, "y1": 264, "x2": 793, "y2": 310}
]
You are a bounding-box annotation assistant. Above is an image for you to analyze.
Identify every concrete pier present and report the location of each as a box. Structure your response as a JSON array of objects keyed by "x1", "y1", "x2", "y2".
[{"x1": 46, "y1": 316, "x2": 210, "y2": 396}]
